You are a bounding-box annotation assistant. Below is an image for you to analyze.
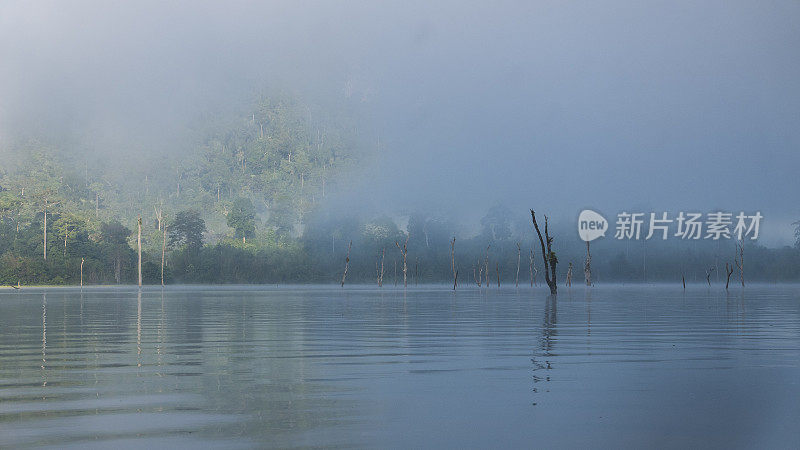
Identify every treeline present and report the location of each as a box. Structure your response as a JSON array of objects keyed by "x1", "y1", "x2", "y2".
[
  {"x1": 2, "y1": 92, "x2": 800, "y2": 286},
  {"x1": 299, "y1": 209, "x2": 800, "y2": 285},
  {"x1": 3, "y1": 193, "x2": 800, "y2": 286}
]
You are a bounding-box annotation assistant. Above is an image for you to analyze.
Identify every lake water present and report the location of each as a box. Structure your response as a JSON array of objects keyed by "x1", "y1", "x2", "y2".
[{"x1": 1, "y1": 285, "x2": 799, "y2": 448}]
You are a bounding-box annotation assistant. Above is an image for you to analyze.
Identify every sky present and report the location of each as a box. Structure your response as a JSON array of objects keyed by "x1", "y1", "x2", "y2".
[{"x1": 1, "y1": 0, "x2": 798, "y2": 244}]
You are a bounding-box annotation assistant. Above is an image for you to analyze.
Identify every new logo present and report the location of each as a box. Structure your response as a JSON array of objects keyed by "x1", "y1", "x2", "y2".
[{"x1": 578, "y1": 209, "x2": 608, "y2": 242}]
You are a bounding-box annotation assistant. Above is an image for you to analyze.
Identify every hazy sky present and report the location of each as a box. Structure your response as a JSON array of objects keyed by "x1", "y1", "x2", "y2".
[{"x1": 1, "y1": 1, "x2": 798, "y2": 243}]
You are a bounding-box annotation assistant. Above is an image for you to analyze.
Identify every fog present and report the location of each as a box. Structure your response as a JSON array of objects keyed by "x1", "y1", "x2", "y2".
[{"x1": 2, "y1": 0, "x2": 799, "y2": 244}]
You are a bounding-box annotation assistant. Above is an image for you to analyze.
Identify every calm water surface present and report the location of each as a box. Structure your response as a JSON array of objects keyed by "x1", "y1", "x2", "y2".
[{"x1": 1, "y1": 285, "x2": 799, "y2": 448}]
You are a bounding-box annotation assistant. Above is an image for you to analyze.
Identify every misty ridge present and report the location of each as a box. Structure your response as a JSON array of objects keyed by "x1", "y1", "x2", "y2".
[{"x1": 1, "y1": 1, "x2": 799, "y2": 286}]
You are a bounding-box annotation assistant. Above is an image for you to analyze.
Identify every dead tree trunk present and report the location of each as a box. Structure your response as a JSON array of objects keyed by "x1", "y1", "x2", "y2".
[
  {"x1": 380, "y1": 248, "x2": 385, "y2": 286},
  {"x1": 154, "y1": 204, "x2": 164, "y2": 231},
  {"x1": 377, "y1": 248, "x2": 385, "y2": 287},
  {"x1": 80, "y1": 258, "x2": 84, "y2": 287},
  {"x1": 566, "y1": 263, "x2": 573, "y2": 287},
  {"x1": 735, "y1": 241, "x2": 744, "y2": 287},
  {"x1": 483, "y1": 245, "x2": 490, "y2": 287},
  {"x1": 137, "y1": 217, "x2": 142, "y2": 288},
  {"x1": 340, "y1": 240, "x2": 352, "y2": 287},
  {"x1": 531, "y1": 210, "x2": 558, "y2": 295},
  {"x1": 395, "y1": 236, "x2": 409, "y2": 288},
  {"x1": 451, "y1": 237, "x2": 457, "y2": 290},
  {"x1": 530, "y1": 249, "x2": 534, "y2": 287},
  {"x1": 496, "y1": 262, "x2": 500, "y2": 287},
  {"x1": 43, "y1": 201, "x2": 48, "y2": 261},
  {"x1": 725, "y1": 262, "x2": 734, "y2": 290},
  {"x1": 515, "y1": 242, "x2": 521, "y2": 288},
  {"x1": 584, "y1": 241, "x2": 592, "y2": 286},
  {"x1": 161, "y1": 225, "x2": 167, "y2": 286},
  {"x1": 705, "y1": 266, "x2": 715, "y2": 286},
  {"x1": 682, "y1": 273, "x2": 686, "y2": 289}
]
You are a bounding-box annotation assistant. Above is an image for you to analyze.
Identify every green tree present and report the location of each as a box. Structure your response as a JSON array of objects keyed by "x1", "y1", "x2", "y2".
[
  {"x1": 53, "y1": 214, "x2": 82, "y2": 256},
  {"x1": 0, "y1": 189, "x2": 22, "y2": 234},
  {"x1": 0, "y1": 190, "x2": 22, "y2": 217},
  {"x1": 362, "y1": 215, "x2": 404, "y2": 248},
  {"x1": 0, "y1": 190, "x2": 23, "y2": 255},
  {"x1": 227, "y1": 197, "x2": 256, "y2": 243},
  {"x1": 100, "y1": 220, "x2": 131, "y2": 245},
  {"x1": 100, "y1": 220, "x2": 133, "y2": 284},
  {"x1": 169, "y1": 210, "x2": 206, "y2": 249}
]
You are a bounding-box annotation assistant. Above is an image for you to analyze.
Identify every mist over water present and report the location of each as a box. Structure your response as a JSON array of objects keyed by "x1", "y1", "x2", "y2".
[{"x1": 2, "y1": 1, "x2": 799, "y2": 243}]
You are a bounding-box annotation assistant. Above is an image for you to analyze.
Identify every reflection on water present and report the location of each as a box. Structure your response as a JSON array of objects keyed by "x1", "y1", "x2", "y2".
[
  {"x1": 41, "y1": 293, "x2": 46, "y2": 387},
  {"x1": 1, "y1": 285, "x2": 800, "y2": 448}
]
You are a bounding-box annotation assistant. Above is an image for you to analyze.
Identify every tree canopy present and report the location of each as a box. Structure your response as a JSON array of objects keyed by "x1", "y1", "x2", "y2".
[
  {"x1": 169, "y1": 210, "x2": 206, "y2": 249},
  {"x1": 227, "y1": 197, "x2": 256, "y2": 241}
]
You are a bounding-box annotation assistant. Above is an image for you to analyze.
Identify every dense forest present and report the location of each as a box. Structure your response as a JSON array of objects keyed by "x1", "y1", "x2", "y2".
[
  {"x1": 2, "y1": 94, "x2": 800, "y2": 286},
  {"x1": 0, "y1": 95, "x2": 360, "y2": 285}
]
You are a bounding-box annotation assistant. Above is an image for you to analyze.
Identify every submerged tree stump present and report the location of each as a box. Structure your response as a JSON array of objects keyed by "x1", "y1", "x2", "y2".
[{"x1": 531, "y1": 210, "x2": 558, "y2": 295}]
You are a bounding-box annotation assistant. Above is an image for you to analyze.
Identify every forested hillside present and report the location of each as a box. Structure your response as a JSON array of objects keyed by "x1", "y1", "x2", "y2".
[{"x1": 0, "y1": 95, "x2": 362, "y2": 285}]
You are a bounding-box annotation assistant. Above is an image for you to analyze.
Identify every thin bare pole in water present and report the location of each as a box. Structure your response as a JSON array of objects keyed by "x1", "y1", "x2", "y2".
[
  {"x1": 137, "y1": 216, "x2": 142, "y2": 287},
  {"x1": 377, "y1": 248, "x2": 385, "y2": 287},
  {"x1": 584, "y1": 241, "x2": 592, "y2": 286},
  {"x1": 530, "y1": 248, "x2": 534, "y2": 287},
  {"x1": 42, "y1": 198, "x2": 59, "y2": 261},
  {"x1": 515, "y1": 242, "x2": 521, "y2": 288},
  {"x1": 566, "y1": 262, "x2": 573, "y2": 287},
  {"x1": 43, "y1": 200, "x2": 47, "y2": 261},
  {"x1": 451, "y1": 237, "x2": 457, "y2": 290},
  {"x1": 706, "y1": 266, "x2": 715, "y2": 286},
  {"x1": 341, "y1": 240, "x2": 352, "y2": 287},
  {"x1": 484, "y1": 245, "x2": 490, "y2": 287},
  {"x1": 531, "y1": 210, "x2": 557, "y2": 295},
  {"x1": 395, "y1": 235, "x2": 409, "y2": 288},
  {"x1": 161, "y1": 225, "x2": 167, "y2": 286},
  {"x1": 735, "y1": 240, "x2": 745, "y2": 287},
  {"x1": 726, "y1": 262, "x2": 734, "y2": 289}
]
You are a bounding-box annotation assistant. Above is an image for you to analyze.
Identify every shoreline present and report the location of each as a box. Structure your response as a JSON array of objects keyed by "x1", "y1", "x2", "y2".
[{"x1": 4, "y1": 281, "x2": 800, "y2": 290}]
